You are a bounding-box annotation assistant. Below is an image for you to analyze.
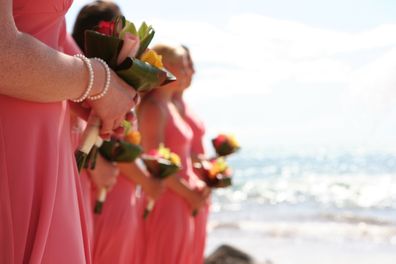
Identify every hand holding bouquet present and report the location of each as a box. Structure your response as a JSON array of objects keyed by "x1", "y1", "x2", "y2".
[
  {"x1": 141, "y1": 144, "x2": 182, "y2": 218},
  {"x1": 197, "y1": 157, "x2": 232, "y2": 188},
  {"x1": 75, "y1": 16, "x2": 175, "y2": 173},
  {"x1": 93, "y1": 125, "x2": 143, "y2": 214},
  {"x1": 84, "y1": 16, "x2": 175, "y2": 91}
]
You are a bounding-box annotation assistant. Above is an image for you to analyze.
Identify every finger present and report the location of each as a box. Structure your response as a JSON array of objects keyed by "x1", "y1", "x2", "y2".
[
  {"x1": 113, "y1": 117, "x2": 124, "y2": 130},
  {"x1": 100, "y1": 120, "x2": 113, "y2": 138},
  {"x1": 113, "y1": 126, "x2": 125, "y2": 137}
]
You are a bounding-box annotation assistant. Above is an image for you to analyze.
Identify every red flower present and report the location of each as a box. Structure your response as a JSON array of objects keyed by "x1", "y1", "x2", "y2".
[
  {"x1": 97, "y1": 21, "x2": 115, "y2": 36},
  {"x1": 146, "y1": 149, "x2": 160, "y2": 158},
  {"x1": 213, "y1": 134, "x2": 227, "y2": 147}
]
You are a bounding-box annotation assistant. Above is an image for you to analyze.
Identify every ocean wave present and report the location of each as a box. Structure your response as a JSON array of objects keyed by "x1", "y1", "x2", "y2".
[
  {"x1": 208, "y1": 219, "x2": 396, "y2": 245},
  {"x1": 218, "y1": 150, "x2": 396, "y2": 210}
]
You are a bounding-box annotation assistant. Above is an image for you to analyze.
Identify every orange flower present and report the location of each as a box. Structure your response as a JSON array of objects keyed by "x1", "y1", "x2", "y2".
[{"x1": 125, "y1": 130, "x2": 141, "y2": 145}]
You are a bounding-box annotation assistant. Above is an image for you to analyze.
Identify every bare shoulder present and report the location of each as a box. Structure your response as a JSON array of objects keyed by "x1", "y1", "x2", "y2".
[{"x1": 0, "y1": 0, "x2": 16, "y2": 35}]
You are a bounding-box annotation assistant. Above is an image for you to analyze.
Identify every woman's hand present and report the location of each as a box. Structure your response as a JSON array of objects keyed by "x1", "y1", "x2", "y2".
[
  {"x1": 88, "y1": 154, "x2": 119, "y2": 191},
  {"x1": 143, "y1": 177, "x2": 164, "y2": 200},
  {"x1": 185, "y1": 188, "x2": 207, "y2": 211},
  {"x1": 195, "y1": 180, "x2": 211, "y2": 201},
  {"x1": 88, "y1": 64, "x2": 140, "y2": 138}
]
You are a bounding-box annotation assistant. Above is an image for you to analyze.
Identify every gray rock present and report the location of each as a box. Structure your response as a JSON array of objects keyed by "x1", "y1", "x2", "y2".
[{"x1": 205, "y1": 244, "x2": 255, "y2": 264}]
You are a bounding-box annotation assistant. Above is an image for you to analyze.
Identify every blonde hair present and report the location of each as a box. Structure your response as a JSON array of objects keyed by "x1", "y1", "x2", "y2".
[{"x1": 152, "y1": 44, "x2": 186, "y2": 66}]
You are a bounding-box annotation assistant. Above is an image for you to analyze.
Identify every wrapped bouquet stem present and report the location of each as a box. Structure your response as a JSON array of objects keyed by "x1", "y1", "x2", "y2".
[
  {"x1": 94, "y1": 187, "x2": 108, "y2": 214},
  {"x1": 75, "y1": 115, "x2": 101, "y2": 173}
]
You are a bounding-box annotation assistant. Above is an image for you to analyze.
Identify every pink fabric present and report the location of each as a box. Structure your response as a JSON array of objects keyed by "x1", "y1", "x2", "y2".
[
  {"x1": 70, "y1": 116, "x2": 94, "y2": 249},
  {"x1": 92, "y1": 176, "x2": 139, "y2": 264},
  {"x1": 0, "y1": 0, "x2": 91, "y2": 263},
  {"x1": 64, "y1": 32, "x2": 96, "y2": 251},
  {"x1": 182, "y1": 100, "x2": 209, "y2": 264},
  {"x1": 183, "y1": 101, "x2": 206, "y2": 156},
  {"x1": 143, "y1": 104, "x2": 199, "y2": 264},
  {"x1": 132, "y1": 188, "x2": 147, "y2": 264}
]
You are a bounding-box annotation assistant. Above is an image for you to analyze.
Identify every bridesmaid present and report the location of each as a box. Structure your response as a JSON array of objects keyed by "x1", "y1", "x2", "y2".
[
  {"x1": 0, "y1": 0, "x2": 138, "y2": 263},
  {"x1": 71, "y1": 2, "x2": 163, "y2": 263},
  {"x1": 138, "y1": 44, "x2": 210, "y2": 264},
  {"x1": 173, "y1": 46, "x2": 210, "y2": 264}
]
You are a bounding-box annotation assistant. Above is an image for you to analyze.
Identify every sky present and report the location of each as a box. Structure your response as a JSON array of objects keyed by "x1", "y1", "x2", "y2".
[{"x1": 66, "y1": 0, "x2": 396, "y2": 151}]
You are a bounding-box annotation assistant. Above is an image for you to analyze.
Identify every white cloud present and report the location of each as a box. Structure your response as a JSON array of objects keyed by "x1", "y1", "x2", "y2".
[{"x1": 147, "y1": 14, "x2": 396, "y2": 99}]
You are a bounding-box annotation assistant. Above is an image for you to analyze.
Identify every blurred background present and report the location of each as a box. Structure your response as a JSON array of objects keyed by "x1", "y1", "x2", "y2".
[{"x1": 67, "y1": 1, "x2": 396, "y2": 263}]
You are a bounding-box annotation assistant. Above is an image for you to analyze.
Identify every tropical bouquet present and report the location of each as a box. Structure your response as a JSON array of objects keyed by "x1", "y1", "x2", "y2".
[
  {"x1": 197, "y1": 157, "x2": 232, "y2": 188},
  {"x1": 193, "y1": 134, "x2": 241, "y2": 190},
  {"x1": 93, "y1": 124, "x2": 143, "y2": 214},
  {"x1": 141, "y1": 144, "x2": 182, "y2": 218},
  {"x1": 74, "y1": 16, "x2": 175, "y2": 173},
  {"x1": 99, "y1": 131, "x2": 143, "y2": 163},
  {"x1": 212, "y1": 134, "x2": 240, "y2": 157},
  {"x1": 85, "y1": 16, "x2": 175, "y2": 91}
]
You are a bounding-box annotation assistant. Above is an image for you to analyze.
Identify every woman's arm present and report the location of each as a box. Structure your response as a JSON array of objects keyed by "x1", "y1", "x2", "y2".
[
  {"x1": 118, "y1": 161, "x2": 163, "y2": 200},
  {"x1": 0, "y1": 0, "x2": 138, "y2": 135},
  {"x1": 138, "y1": 99, "x2": 206, "y2": 210},
  {"x1": 0, "y1": 0, "x2": 99, "y2": 101}
]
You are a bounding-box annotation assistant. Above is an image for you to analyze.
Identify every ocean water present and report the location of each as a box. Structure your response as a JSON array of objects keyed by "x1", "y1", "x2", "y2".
[{"x1": 205, "y1": 147, "x2": 396, "y2": 264}]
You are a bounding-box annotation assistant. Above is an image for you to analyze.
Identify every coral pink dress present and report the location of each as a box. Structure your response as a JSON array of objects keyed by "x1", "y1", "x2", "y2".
[
  {"x1": 70, "y1": 115, "x2": 94, "y2": 248},
  {"x1": 143, "y1": 104, "x2": 198, "y2": 264},
  {"x1": 63, "y1": 33, "x2": 96, "y2": 250},
  {"x1": 92, "y1": 176, "x2": 139, "y2": 264},
  {"x1": 0, "y1": 0, "x2": 91, "y2": 263},
  {"x1": 182, "y1": 101, "x2": 210, "y2": 264}
]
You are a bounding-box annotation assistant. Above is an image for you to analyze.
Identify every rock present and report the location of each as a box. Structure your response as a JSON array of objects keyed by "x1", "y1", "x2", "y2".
[{"x1": 205, "y1": 244, "x2": 255, "y2": 264}]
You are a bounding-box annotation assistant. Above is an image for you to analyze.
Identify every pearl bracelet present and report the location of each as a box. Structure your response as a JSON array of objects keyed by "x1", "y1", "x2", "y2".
[
  {"x1": 71, "y1": 54, "x2": 94, "y2": 103},
  {"x1": 88, "y1": 58, "x2": 111, "y2": 101}
]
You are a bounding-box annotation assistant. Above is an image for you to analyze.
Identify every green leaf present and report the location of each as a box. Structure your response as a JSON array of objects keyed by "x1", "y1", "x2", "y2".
[
  {"x1": 142, "y1": 157, "x2": 181, "y2": 179},
  {"x1": 116, "y1": 57, "x2": 167, "y2": 92},
  {"x1": 99, "y1": 138, "x2": 143, "y2": 162},
  {"x1": 136, "y1": 29, "x2": 155, "y2": 58},
  {"x1": 113, "y1": 16, "x2": 126, "y2": 37},
  {"x1": 119, "y1": 20, "x2": 137, "y2": 39},
  {"x1": 84, "y1": 30, "x2": 123, "y2": 69},
  {"x1": 121, "y1": 120, "x2": 132, "y2": 135},
  {"x1": 138, "y1": 22, "x2": 149, "y2": 39}
]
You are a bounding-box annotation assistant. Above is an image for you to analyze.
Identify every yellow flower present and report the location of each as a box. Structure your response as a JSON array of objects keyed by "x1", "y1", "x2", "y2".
[
  {"x1": 169, "y1": 153, "x2": 181, "y2": 166},
  {"x1": 141, "y1": 50, "x2": 163, "y2": 69},
  {"x1": 158, "y1": 144, "x2": 171, "y2": 159},
  {"x1": 125, "y1": 130, "x2": 141, "y2": 145},
  {"x1": 227, "y1": 135, "x2": 240, "y2": 148},
  {"x1": 209, "y1": 158, "x2": 228, "y2": 177}
]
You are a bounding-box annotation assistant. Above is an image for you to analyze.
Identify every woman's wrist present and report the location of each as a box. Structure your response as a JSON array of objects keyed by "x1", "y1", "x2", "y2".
[
  {"x1": 89, "y1": 59, "x2": 107, "y2": 98},
  {"x1": 70, "y1": 56, "x2": 107, "y2": 102}
]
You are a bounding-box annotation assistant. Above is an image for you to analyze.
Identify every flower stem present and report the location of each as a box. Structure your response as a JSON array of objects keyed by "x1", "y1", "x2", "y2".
[
  {"x1": 75, "y1": 150, "x2": 88, "y2": 173},
  {"x1": 94, "y1": 188, "x2": 107, "y2": 214},
  {"x1": 143, "y1": 199, "x2": 155, "y2": 219}
]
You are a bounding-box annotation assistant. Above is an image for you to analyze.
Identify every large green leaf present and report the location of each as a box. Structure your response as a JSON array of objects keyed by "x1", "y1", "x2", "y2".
[
  {"x1": 142, "y1": 156, "x2": 181, "y2": 180},
  {"x1": 119, "y1": 20, "x2": 137, "y2": 40},
  {"x1": 84, "y1": 30, "x2": 123, "y2": 69},
  {"x1": 99, "y1": 139, "x2": 143, "y2": 162},
  {"x1": 136, "y1": 23, "x2": 155, "y2": 58},
  {"x1": 84, "y1": 29, "x2": 176, "y2": 93},
  {"x1": 116, "y1": 57, "x2": 167, "y2": 92}
]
